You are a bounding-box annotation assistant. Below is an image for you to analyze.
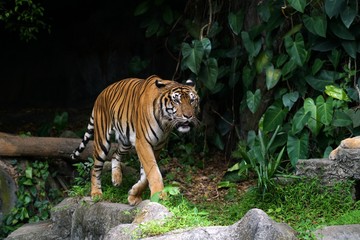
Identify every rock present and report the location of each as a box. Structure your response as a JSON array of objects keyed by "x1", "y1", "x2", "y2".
[
  {"x1": 0, "y1": 160, "x2": 17, "y2": 223},
  {"x1": 71, "y1": 197, "x2": 137, "y2": 239},
  {"x1": 296, "y1": 159, "x2": 344, "y2": 185},
  {"x1": 5, "y1": 220, "x2": 61, "y2": 240},
  {"x1": 133, "y1": 200, "x2": 173, "y2": 224},
  {"x1": 314, "y1": 224, "x2": 360, "y2": 240},
  {"x1": 141, "y1": 208, "x2": 298, "y2": 240}
]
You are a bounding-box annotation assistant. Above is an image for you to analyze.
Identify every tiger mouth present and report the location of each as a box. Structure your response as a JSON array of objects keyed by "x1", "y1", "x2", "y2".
[{"x1": 176, "y1": 121, "x2": 192, "y2": 133}]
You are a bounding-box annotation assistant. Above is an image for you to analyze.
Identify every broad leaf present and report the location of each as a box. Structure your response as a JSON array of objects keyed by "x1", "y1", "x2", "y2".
[
  {"x1": 282, "y1": 91, "x2": 299, "y2": 110},
  {"x1": 288, "y1": 0, "x2": 306, "y2": 13},
  {"x1": 265, "y1": 64, "x2": 282, "y2": 90},
  {"x1": 263, "y1": 105, "x2": 288, "y2": 132},
  {"x1": 134, "y1": 1, "x2": 150, "y2": 16},
  {"x1": 341, "y1": 41, "x2": 357, "y2": 59},
  {"x1": 181, "y1": 40, "x2": 204, "y2": 74},
  {"x1": 332, "y1": 110, "x2": 352, "y2": 127},
  {"x1": 284, "y1": 33, "x2": 307, "y2": 66},
  {"x1": 324, "y1": 85, "x2": 350, "y2": 101},
  {"x1": 241, "y1": 31, "x2": 262, "y2": 60},
  {"x1": 304, "y1": 98, "x2": 322, "y2": 136},
  {"x1": 345, "y1": 109, "x2": 360, "y2": 128},
  {"x1": 303, "y1": 14, "x2": 327, "y2": 38},
  {"x1": 228, "y1": 10, "x2": 245, "y2": 35},
  {"x1": 287, "y1": 133, "x2": 309, "y2": 167},
  {"x1": 325, "y1": 0, "x2": 345, "y2": 18},
  {"x1": 162, "y1": 6, "x2": 173, "y2": 25},
  {"x1": 340, "y1": 5, "x2": 357, "y2": 28},
  {"x1": 199, "y1": 58, "x2": 218, "y2": 91},
  {"x1": 329, "y1": 20, "x2": 355, "y2": 40},
  {"x1": 312, "y1": 59, "x2": 324, "y2": 75},
  {"x1": 246, "y1": 89, "x2": 261, "y2": 114},
  {"x1": 256, "y1": 51, "x2": 272, "y2": 74},
  {"x1": 316, "y1": 95, "x2": 333, "y2": 125},
  {"x1": 305, "y1": 70, "x2": 341, "y2": 91},
  {"x1": 292, "y1": 107, "x2": 311, "y2": 134},
  {"x1": 201, "y1": 38, "x2": 212, "y2": 57}
]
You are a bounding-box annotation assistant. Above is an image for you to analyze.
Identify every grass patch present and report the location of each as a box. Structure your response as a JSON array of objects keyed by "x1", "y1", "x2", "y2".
[{"x1": 198, "y1": 179, "x2": 359, "y2": 239}]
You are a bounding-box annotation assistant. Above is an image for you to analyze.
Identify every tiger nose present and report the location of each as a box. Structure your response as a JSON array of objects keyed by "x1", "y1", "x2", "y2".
[{"x1": 183, "y1": 113, "x2": 192, "y2": 119}]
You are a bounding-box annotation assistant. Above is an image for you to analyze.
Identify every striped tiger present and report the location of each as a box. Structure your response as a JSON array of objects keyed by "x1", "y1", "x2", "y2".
[{"x1": 71, "y1": 75, "x2": 200, "y2": 205}]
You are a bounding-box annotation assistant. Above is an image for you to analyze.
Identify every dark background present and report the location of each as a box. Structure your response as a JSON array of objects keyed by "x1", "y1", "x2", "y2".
[{"x1": 0, "y1": 1, "x2": 179, "y2": 108}]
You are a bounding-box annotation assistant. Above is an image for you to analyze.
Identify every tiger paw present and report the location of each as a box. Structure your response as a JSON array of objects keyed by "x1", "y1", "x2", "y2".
[
  {"x1": 112, "y1": 172, "x2": 123, "y2": 186},
  {"x1": 128, "y1": 195, "x2": 142, "y2": 206},
  {"x1": 91, "y1": 189, "x2": 103, "y2": 199}
]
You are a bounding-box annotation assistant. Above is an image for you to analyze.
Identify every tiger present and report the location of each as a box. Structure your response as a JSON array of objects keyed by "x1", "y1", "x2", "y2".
[{"x1": 70, "y1": 75, "x2": 200, "y2": 205}]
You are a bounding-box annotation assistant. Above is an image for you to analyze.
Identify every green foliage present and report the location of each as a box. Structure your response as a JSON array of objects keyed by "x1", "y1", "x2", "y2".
[
  {"x1": 0, "y1": 160, "x2": 62, "y2": 238},
  {"x1": 229, "y1": 126, "x2": 289, "y2": 195},
  {"x1": 135, "y1": 0, "x2": 360, "y2": 167},
  {"x1": 38, "y1": 112, "x2": 69, "y2": 136},
  {"x1": 0, "y1": 0, "x2": 50, "y2": 41},
  {"x1": 72, "y1": 157, "x2": 94, "y2": 186}
]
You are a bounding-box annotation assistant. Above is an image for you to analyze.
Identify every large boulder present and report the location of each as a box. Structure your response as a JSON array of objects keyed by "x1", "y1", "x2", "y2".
[
  {"x1": 141, "y1": 208, "x2": 297, "y2": 240},
  {"x1": 6, "y1": 198, "x2": 298, "y2": 240}
]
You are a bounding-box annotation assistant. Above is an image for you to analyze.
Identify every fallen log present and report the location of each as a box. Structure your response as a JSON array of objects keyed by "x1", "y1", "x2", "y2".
[{"x1": 0, "y1": 132, "x2": 117, "y2": 161}]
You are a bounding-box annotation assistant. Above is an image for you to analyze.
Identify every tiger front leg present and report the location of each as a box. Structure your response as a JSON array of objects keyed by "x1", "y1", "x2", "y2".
[{"x1": 128, "y1": 141, "x2": 164, "y2": 205}]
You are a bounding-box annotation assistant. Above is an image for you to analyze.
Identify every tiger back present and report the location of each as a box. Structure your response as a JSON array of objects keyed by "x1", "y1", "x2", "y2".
[{"x1": 71, "y1": 75, "x2": 200, "y2": 205}]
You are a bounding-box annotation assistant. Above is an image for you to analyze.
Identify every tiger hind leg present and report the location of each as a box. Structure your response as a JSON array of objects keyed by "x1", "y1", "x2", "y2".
[
  {"x1": 91, "y1": 157, "x2": 105, "y2": 197},
  {"x1": 128, "y1": 165, "x2": 148, "y2": 206},
  {"x1": 111, "y1": 151, "x2": 123, "y2": 186}
]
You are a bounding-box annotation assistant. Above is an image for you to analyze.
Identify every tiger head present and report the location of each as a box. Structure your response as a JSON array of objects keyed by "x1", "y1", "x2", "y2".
[{"x1": 156, "y1": 79, "x2": 200, "y2": 133}]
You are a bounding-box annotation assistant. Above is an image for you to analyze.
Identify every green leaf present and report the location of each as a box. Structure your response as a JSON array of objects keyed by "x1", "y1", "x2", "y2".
[
  {"x1": 181, "y1": 40, "x2": 204, "y2": 74},
  {"x1": 282, "y1": 59, "x2": 297, "y2": 77},
  {"x1": 304, "y1": 98, "x2": 322, "y2": 136},
  {"x1": 284, "y1": 33, "x2": 307, "y2": 66},
  {"x1": 242, "y1": 65, "x2": 256, "y2": 90},
  {"x1": 305, "y1": 70, "x2": 342, "y2": 91},
  {"x1": 316, "y1": 95, "x2": 333, "y2": 125},
  {"x1": 292, "y1": 108, "x2": 311, "y2": 134},
  {"x1": 263, "y1": 105, "x2": 288, "y2": 132},
  {"x1": 340, "y1": 5, "x2": 357, "y2": 28},
  {"x1": 255, "y1": 51, "x2": 272, "y2": 74},
  {"x1": 303, "y1": 14, "x2": 327, "y2": 38},
  {"x1": 162, "y1": 6, "x2": 173, "y2": 25},
  {"x1": 288, "y1": 0, "x2": 306, "y2": 13},
  {"x1": 282, "y1": 91, "x2": 299, "y2": 110},
  {"x1": 325, "y1": 0, "x2": 345, "y2": 18},
  {"x1": 199, "y1": 58, "x2": 218, "y2": 91},
  {"x1": 287, "y1": 133, "x2": 309, "y2": 167},
  {"x1": 329, "y1": 20, "x2": 355, "y2": 40},
  {"x1": 312, "y1": 59, "x2": 324, "y2": 75},
  {"x1": 324, "y1": 85, "x2": 350, "y2": 101},
  {"x1": 228, "y1": 10, "x2": 244, "y2": 35},
  {"x1": 332, "y1": 110, "x2": 352, "y2": 127},
  {"x1": 25, "y1": 167, "x2": 33, "y2": 179},
  {"x1": 150, "y1": 191, "x2": 161, "y2": 203},
  {"x1": 265, "y1": 64, "x2": 281, "y2": 90},
  {"x1": 341, "y1": 40, "x2": 357, "y2": 59},
  {"x1": 145, "y1": 20, "x2": 160, "y2": 37},
  {"x1": 246, "y1": 89, "x2": 261, "y2": 114},
  {"x1": 241, "y1": 31, "x2": 261, "y2": 60},
  {"x1": 345, "y1": 109, "x2": 360, "y2": 128},
  {"x1": 201, "y1": 38, "x2": 212, "y2": 57},
  {"x1": 134, "y1": 1, "x2": 150, "y2": 16}
]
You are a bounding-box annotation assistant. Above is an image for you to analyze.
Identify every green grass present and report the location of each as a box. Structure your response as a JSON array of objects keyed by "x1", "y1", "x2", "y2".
[{"x1": 68, "y1": 173, "x2": 359, "y2": 240}]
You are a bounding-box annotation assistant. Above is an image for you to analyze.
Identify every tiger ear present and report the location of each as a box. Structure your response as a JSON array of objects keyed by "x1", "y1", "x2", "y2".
[
  {"x1": 155, "y1": 79, "x2": 166, "y2": 88},
  {"x1": 185, "y1": 79, "x2": 195, "y2": 87}
]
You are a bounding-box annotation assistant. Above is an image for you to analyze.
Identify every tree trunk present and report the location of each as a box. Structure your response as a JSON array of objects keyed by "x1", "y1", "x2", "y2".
[{"x1": 0, "y1": 132, "x2": 117, "y2": 161}]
